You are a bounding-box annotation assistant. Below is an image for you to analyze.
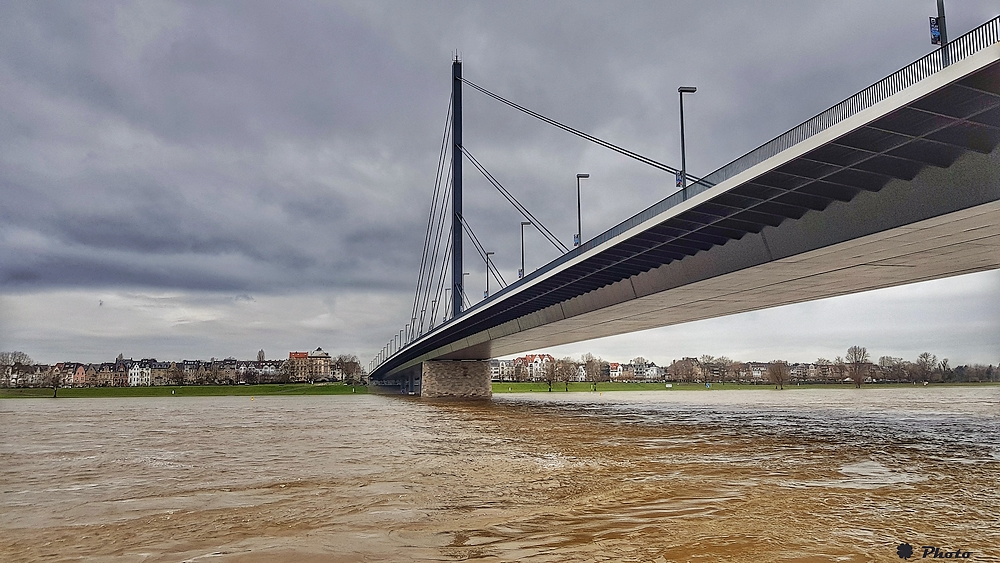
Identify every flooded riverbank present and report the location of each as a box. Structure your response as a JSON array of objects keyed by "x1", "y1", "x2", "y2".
[{"x1": 2, "y1": 387, "x2": 998, "y2": 562}]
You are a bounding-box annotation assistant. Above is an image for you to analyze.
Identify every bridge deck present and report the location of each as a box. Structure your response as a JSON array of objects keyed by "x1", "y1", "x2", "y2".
[{"x1": 373, "y1": 19, "x2": 1000, "y2": 379}]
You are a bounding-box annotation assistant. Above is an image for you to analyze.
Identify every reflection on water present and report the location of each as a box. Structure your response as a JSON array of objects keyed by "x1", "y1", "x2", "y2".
[{"x1": 1, "y1": 387, "x2": 998, "y2": 562}]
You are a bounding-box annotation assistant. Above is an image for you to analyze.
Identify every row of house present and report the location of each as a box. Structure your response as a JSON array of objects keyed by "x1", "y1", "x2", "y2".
[
  {"x1": 1, "y1": 348, "x2": 336, "y2": 388},
  {"x1": 667, "y1": 358, "x2": 909, "y2": 384},
  {"x1": 490, "y1": 355, "x2": 667, "y2": 383},
  {"x1": 488, "y1": 354, "x2": 912, "y2": 384}
]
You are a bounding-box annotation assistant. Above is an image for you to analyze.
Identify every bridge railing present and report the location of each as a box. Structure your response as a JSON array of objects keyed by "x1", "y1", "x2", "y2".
[
  {"x1": 694, "y1": 14, "x2": 1000, "y2": 196},
  {"x1": 504, "y1": 15, "x2": 1000, "y2": 285},
  {"x1": 379, "y1": 15, "x2": 1000, "y2": 372}
]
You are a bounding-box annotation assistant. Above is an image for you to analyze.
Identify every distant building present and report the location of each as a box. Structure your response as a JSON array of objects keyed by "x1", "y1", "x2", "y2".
[
  {"x1": 288, "y1": 348, "x2": 331, "y2": 382},
  {"x1": 128, "y1": 360, "x2": 152, "y2": 387},
  {"x1": 609, "y1": 363, "x2": 624, "y2": 381},
  {"x1": 742, "y1": 362, "x2": 768, "y2": 383},
  {"x1": 490, "y1": 359, "x2": 516, "y2": 381},
  {"x1": 308, "y1": 348, "x2": 331, "y2": 380},
  {"x1": 150, "y1": 361, "x2": 174, "y2": 386},
  {"x1": 513, "y1": 354, "x2": 554, "y2": 381}
]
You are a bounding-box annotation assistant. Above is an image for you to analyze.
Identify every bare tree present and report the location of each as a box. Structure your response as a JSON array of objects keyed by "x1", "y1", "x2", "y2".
[
  {"x1": 878, "y1": 356, "x2": 904, "y2": 383},
  {"x1": 555, "y1": 357, "x2": 577, "y2": 391},
  {"x1": 814, "y1": 358, "x2": 831, "y2": 383},
  {"x1": 0, "y1": 351, "x2": 33, "y2": 366},
  {"x1": 513, "y1": 362, "x2": 526, "y2": 382},
  {"x1": 669, "y1": 358, "x2": 697, "y2": 383},
  {"x1": 833, "y1": 356, "x2": 847, "y2": 383},
  {"x1": 767, "y1": 360, "x2": 790, "y2": 390},
  {"x1": 244, "y1": 367, "x2": 259, "y2": 385},
  {"x1": 699, "y1": 355, "x2": 718, "y2": 382},
  {"x1": 729, "y1": 360, "x2": 745, "y2": 384},
  {"x1": 277, "y1": 361, "x2": 291, "y2": 384},
  {"x1": 332, "y1": 354, "x2": 363, "y2": 384},
  {"x1": 716, "y1": 356, "x2": 735, "y2": 384},
  {"x1": 916, "y1": 352, "x2": 937, "y2": 383},
  {"x1": 846, "y1": 346, "x2": 869, "y2": 388},
  {"x1": 257, "y1": 349, "x2": 265, "y2": 362},
  {"x1": 45, "y1": 367, "x2": 61, "y2": 398},
  {"x1": 169, "y1": 363, "x2": 185, "y2": 386},
  {"x1": 582, "y1": 353, "x2": 602, "y2": 388},
  {"x1": 209, "y1": 359, "x2": 221, "y2": 385},
  {"x1": 543, "y1": 360, "x2": 556, "y2": 392},
  {"x1": 938, "y1": 358, "x2": 952, "y2": 382}
]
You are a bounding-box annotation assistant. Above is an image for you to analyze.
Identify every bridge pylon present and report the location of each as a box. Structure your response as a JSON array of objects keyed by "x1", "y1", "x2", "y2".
[{"x1": 451, "y1": 57, "x2": 463, "y2": 320}]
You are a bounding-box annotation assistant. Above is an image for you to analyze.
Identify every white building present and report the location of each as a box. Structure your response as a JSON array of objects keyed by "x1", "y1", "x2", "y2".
[
  {"x1": 128, "y1": 361, "x2": 151, "y2": 387},
  {"x1": 514, "y1": 354, "x2": 554, "y2": 381}
]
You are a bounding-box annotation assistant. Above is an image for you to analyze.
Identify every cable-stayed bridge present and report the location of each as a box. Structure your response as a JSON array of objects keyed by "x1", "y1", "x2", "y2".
[{"x1": 370, "y1": 16, "x2": 1000, "y2": 397}]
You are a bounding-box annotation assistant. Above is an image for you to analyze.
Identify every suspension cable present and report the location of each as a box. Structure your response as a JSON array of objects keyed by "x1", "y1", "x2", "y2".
[
  {"x1": 461, "y1": 77, "x2": 712, "y2": 188},
  {"x1": 428, "y1": 229, "x2": 452, "y2": 330},
  {"x1": 410, "y1": 99, "x2": 453, "y2": 338},
  {"x1": 417, "y1": 166, "x2": 453, "y2": 336},
  {"x1": 459, "y1": 215, "x2": 507, "y2": 289},
  {"x1": 459, "y1": 145, "x2": 570, "y2": 254}
]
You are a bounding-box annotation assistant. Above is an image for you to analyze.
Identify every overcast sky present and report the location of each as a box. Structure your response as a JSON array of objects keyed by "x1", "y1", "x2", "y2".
[{"x1": 1, "y1": 1, "x2": 998, "y2": 366}]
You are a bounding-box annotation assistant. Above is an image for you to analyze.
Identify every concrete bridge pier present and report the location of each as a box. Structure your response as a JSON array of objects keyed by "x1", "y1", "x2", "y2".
[
  {"x1": 420, "y1": 360, "x2": 492, "y2": 399},
  {"x1": 369, "y1": 360, "x2": 491, "y2": 398},
  {"x1": 420, "y1": 360, "x2": 493, "y2": 399}
]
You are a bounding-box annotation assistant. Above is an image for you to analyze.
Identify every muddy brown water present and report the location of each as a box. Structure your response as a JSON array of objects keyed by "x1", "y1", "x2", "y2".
[{"x1": 2, "y1": 387, "x2": 998, "y2": 562}]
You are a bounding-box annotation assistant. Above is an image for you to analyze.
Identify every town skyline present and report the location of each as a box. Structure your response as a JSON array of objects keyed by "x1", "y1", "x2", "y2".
[{"x1": 4, "y1": 342, "x2": 994, "y2": 386}]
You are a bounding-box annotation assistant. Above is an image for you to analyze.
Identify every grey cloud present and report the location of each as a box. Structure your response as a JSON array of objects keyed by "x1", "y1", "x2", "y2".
[{"x1": 1, "y1": 1, "x2": 998, "y2": 362}]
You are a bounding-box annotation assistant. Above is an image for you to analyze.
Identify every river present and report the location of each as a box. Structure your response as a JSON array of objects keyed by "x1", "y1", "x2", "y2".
[{"x1": 2, "y1": 386, "x2": 998, "y2": 562}]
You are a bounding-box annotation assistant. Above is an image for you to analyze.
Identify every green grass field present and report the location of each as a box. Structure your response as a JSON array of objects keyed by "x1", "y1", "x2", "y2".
[{"x1": 0, "y1": 383, "x2": 367, "y2": 399}]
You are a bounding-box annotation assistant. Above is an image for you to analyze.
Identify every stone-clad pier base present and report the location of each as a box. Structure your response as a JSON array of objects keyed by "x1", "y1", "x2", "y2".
[{"x1": 421, "y1": 360, "x2": 491, "y2": 399}]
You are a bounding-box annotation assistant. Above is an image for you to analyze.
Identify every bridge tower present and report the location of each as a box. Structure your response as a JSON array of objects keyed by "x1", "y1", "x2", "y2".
[{"x1": 451, "y1": 57, "x2": 463, "y2": 319}]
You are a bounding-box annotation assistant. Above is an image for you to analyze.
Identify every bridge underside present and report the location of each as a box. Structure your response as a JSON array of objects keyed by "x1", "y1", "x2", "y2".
[{"x1": 442, "y1": 142, "x2": 1000, "y2": 361}]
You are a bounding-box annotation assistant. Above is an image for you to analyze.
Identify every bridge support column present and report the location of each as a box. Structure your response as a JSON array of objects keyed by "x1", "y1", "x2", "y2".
[{"x1": 421, "y1": 360, "x2": 491, "y2": 399}]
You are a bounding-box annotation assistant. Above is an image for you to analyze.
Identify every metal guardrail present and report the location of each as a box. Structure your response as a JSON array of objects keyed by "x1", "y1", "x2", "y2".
[
  {"x1": 695, "y1": 14, "x2": 1000, "y2": 194},
  {"x1": 524, "y1": 15, "x2": 1000, "y2": 280},
  {"x1": 377, "y1": 15, "x2": 1000, "y2": 372}
]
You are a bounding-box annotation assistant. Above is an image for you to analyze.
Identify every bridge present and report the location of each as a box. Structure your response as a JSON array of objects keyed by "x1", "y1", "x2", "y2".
[{"x1": 370, "y1": 15, "x2": 1000, "y2": 397}]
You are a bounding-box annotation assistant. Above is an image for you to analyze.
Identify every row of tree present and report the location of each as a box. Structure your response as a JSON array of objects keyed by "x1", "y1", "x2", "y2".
[
  {"x1": 746, "y1": 347, "x2": 994, "y2": 389},
  {"x1": 526, "y1": 348, "x2": 996, "y2": 389}
]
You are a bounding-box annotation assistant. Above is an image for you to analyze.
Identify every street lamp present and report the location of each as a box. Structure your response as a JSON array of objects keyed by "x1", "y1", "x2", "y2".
[
  {"x1": 462, "y1": 272, "x2": 470, "y2": 306},
  {"x1": 520, "y1": 221, "x2": 532, "y2": 278},
  {"x1": 575, "y1": 173, "x2": 589, "y2": 247},
  {"x1": 678, "y1": 86, "x2": 697, "y2": 200},
  {"x1": 935, "y1": 0, "x2": 950, "y2": 66},
  {"x1": 484, "y1": 252, "x2": 494, "y2": 298}
]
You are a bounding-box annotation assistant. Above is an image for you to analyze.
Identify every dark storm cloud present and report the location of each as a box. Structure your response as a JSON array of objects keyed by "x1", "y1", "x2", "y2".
[{"x1": 1, "y1": 0, "x2": 998, "y2": 299}]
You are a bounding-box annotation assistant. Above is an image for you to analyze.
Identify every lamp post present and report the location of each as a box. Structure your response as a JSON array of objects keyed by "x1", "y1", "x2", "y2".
[
  {"x1": 484, "y1": 252, "x2": 494, "y2": 298},
  {"x1": 462, "y1": 272, "x2": 470, "y2": 306},
  {"x1": 520, "y1": 221, "x2": 532, "y2": 278},
  {"x1": 575, "y1": 173, "x2": 589, "y2": 247},
  {"x1": 937, "y1": 0, "x2": 949, "y2": 66},
  {"x1": 678, "y1": 86, "x2": 697, "y2": 200}
]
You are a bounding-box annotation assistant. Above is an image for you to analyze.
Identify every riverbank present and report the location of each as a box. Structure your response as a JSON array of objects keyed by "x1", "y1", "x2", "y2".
[
  {"x1": 490, "y1": 381, "x2": 999, "y2": 393},
  {"x1": 2, "y1": 381, "x2": 995, "y2": 399},
  {"x1": 0, "y1": 383, "x2": 367, "y2": 399}
]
